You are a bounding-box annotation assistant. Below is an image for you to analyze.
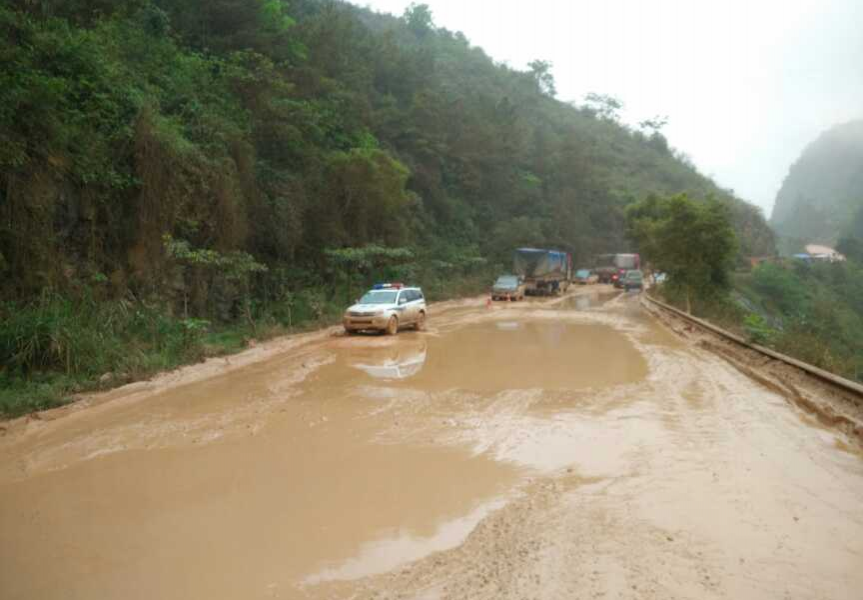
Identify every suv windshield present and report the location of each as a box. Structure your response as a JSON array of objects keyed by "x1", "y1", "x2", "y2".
[
  {"x1": 358, "y1": 290, "x2": 398, "y2": 304},
  {"x1": 494, "y1": 276, "x2": 518, "y2": 287}
]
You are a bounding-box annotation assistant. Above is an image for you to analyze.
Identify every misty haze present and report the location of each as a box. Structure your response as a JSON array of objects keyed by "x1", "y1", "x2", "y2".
[{"x1": 1, "y1": 1, "x2": 861, "y2": 599}]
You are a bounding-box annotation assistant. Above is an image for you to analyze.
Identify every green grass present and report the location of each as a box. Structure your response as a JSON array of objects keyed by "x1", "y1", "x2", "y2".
[
  {"x1": 0, "y1": 271, "x2": 497, "y2": 419},
  {"x1": 0, "y1": 374, "x2": 76, "y2": 417},
  {"x1": 0, "y1": 294, "x2": 253, "y2": 418}
]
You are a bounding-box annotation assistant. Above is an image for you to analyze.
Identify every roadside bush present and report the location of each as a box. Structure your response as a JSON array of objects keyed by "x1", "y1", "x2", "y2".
[
  {"x1": 0, "y1": 293, "x2": 121, "y2": 377},
  {"x1": 654, "y1": 284, "x2": 744, "y2": 332},
  {"x1": 732, "y1": 262, "x2": 863, "y2": 383},
  {"x1": 750, "y1": 263, "x2": 809, "y2": 316},
  {"x1": 0, "y1": 293, "x2": 199, "y2": 417},
  {"x1": 743, "y1": 314, "x2": 775, "y2": 345},
  {"x1": 772, "y1": 325, "x2": 860, "y2": 380}
]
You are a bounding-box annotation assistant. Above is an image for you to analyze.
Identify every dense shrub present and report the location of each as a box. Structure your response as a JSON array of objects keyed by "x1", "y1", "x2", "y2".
[{"x1": 735, "y1": 261, "x2": 863, "y2": 383}]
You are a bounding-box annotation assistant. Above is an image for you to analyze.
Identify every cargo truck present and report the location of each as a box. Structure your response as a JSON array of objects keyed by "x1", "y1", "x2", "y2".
[
  {"x1": 593, "y1": 253, "x2": 640, "y2": 284},
  {"x1": 513, "y1": 248, "x2": 572, "y2": 296}
]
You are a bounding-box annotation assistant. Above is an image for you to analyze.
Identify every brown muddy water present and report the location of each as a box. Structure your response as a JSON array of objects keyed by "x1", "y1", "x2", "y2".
[{"x1": 2, "y1": 288, "x2": 862, "y2": 599}]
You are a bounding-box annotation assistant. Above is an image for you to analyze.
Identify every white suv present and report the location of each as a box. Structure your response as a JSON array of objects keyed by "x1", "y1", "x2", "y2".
[{"x1": 343, "y1": 284, "x2": 427, "y2": 335}]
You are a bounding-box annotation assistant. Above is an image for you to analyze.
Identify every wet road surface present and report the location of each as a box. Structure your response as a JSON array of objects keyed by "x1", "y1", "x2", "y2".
[{"x1": 1, "y1": 287, "x2": 862, "y2": 599}]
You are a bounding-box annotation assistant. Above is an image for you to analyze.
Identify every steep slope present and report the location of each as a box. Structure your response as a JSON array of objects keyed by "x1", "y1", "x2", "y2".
[
  {"x1": 0, "y1": 0, "x2": 783, "y2": 415},
  {"x1": 0, "y1": 0, "x2": 774, "y2": 304},
  {"x1": 771, "y1": 120, "x2": 863, "y2": 247}
]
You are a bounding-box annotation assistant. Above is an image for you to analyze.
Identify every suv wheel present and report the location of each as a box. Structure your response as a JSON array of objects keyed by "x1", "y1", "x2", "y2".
[
  {"x1": 415, "y1": 311, "x2": 426, "y2": 331},
  {"x1": 385, "y1": 316, "x2": 399, "y2": 335}
]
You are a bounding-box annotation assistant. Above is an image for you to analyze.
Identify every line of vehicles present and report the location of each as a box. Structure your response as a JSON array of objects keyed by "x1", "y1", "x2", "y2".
[
  {"x1": 492, "y1": 248, "x2": 573, "y2": 300},
  {"x1": 492, "y1": 249, "x2": 644, "y2": 301},
  {"x1": 342, "y1": 251, "x2": 646, "y2": 335}
]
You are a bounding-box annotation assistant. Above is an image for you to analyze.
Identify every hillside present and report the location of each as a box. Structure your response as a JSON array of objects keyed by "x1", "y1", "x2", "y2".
[
  {"x1": 771, "y1": 120, "x2": 863, "y2": 250},
  {"x1": 1, "y1": 0, "x2": 774, "y2": 301},
  {"x1": 0, "y1": 0, "x2": 776, "y2": 414}
]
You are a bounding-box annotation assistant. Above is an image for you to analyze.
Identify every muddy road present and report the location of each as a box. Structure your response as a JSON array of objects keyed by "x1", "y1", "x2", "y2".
[{"x1": 2, "y1": 287, "x2": 862, "y2": 599}]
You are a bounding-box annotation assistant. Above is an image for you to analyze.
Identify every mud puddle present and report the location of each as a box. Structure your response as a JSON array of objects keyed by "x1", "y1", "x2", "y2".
[
  {"x1": 0, "y1": 306, "x2": 649, "y2": 600},
  {"x1": 321, "y1": 319, "x2": 647, "y2": 392},
  {"x1": 330, "y1": 298, "x2": 863, "y2": 599},
  {"x1": 3, "y1": 294, "x2": 863, "y2": 600},
  {"x1": 557, "y1": 288, "x2": 620, "y2": 310},
  {"x1": 1, "y1": 419, "x2": 518, "y2": 600}
]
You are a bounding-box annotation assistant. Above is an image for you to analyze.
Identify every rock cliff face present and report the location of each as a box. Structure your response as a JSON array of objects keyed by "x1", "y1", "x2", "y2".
[{"x1": 771, "y1": 120, "x2": 863, "y2": 245}]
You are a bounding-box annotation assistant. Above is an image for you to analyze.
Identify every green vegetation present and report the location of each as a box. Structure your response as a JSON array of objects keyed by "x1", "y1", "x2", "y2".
[
  {"x1": 0, "y1": 292, "x2": 195, "y2": 416},
  {"x1": 626, "y1": 193, "x2": 736, "y2": 313},
  {"x1": 628, "y1": 193, "x2": 863, "y2": 384},
  {"x1": 836, "y1": 204, "x2": 863, "y2": 263},
  {"x1": 733, "y1": 260, "x2": 863, "y2": 382},
  {"x1": 0, "y1": 0, "x2": 775, "y2": 416},
  {"x1": 771, "y1": 120, "x2": 863, "y2": 250}
]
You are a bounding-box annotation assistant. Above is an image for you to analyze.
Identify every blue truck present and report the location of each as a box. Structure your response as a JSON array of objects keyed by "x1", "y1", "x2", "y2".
[{"x1": 513, "y1": 248, "x2": 572, "y2": 296}]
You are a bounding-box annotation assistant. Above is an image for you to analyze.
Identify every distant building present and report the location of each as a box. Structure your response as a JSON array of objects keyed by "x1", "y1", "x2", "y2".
[{"x1": 804, "y1": 244, "x2": 846, "y2": 262}]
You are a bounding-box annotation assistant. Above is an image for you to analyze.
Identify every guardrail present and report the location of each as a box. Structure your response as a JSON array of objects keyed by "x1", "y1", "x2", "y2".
[{"x1": 642, "y1": 293, "x2": 863, "y2": 398}]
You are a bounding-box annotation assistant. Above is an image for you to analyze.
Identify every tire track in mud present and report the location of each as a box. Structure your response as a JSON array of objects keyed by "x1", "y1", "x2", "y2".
[
  {"x1": 0, "y1": 349, "x2": 336, "y2": 482},
  {"x1": 331, "y1": 302, "x2": 706, "y2": 598},
  {"x1": 304, "y1": 293, "x2": 863, "y2": 600},
  {"x1": 2, "y1": 289, "x2": 862, "y2": 600}
]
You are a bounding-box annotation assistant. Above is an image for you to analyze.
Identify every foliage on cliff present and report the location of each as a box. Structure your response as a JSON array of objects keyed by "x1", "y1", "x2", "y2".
[{"x1": 1, "y1": 0, "x2": 774, "y2": 305}]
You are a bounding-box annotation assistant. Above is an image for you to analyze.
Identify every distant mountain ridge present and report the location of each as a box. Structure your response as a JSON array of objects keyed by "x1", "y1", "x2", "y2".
[{"x1": 771, "y1": 120, "x2": 863, "y2": 246}]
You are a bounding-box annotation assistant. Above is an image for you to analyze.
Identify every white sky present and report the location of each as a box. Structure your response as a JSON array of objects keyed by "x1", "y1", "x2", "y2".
[{"x1": 356, "y1": 0, "x2": 863, "y2": 217}]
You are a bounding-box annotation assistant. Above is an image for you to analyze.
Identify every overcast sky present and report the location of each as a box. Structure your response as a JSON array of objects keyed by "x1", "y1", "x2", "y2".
[{"x1": 357, "y1": 0, "x2": 863, "y2": 217}]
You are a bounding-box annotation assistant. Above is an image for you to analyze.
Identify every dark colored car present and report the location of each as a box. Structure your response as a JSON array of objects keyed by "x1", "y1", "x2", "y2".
[
  {"x1": 621, "y1": 270, "x2": 644, "y2": 291},
  {"x1": 491, "y1": 275, "x2": 526, "y2": 301}
]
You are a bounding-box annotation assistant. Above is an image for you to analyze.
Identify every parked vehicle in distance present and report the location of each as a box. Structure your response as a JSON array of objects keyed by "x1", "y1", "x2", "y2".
[
  {"x1": 513, "y1": 248, "x2": 572, "y2": 296},
  {"x1": 491, "y1": 274, "x2": 526, "y2": 301},
  {"x1": 621, "y1": 270, "x2": 644, "y2": 291},
  {"x1": 594, "y1": 253, "x2": 641, "y2": 284},
  {"x1": 343, "y1": 283, "x2": 426, "y2": 335},
  {"x1": 574, "y1": 269, "x2": 598, "y2": 285}
]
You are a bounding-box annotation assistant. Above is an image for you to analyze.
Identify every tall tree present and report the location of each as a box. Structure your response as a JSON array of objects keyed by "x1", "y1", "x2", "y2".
[
  {"x1": 403, "y1": 2, "x2": 434, "y2": 38},
  {"x1": 528, "y1": 60, "x2": 556, "y2": 98},
  {"x1": 626, "y1": 194, "x2": 737, "y2": 313}
]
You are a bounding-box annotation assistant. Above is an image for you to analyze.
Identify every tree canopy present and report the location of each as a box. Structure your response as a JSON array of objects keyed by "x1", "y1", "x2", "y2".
[
  {"x1": 0, "y1": 0, "x2": 775, "y2": 308},
  {"x1": 626, "y1": 193, "x2": 737, "y2": 312}
]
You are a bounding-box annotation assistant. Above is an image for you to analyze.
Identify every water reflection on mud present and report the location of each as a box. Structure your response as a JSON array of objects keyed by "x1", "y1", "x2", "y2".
[
  {"x1": 349, "y1": 338, "x2": 428, "y2": 380},
  {"x1": 331, "y1": 320, "x2": 647, "y2": 394},
  {"x1": 2, "y1": 291, "x2": 862, "y2": 600},
  {"x1": 559, "y1": 289, "x2": 620, "y2": 310}
]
